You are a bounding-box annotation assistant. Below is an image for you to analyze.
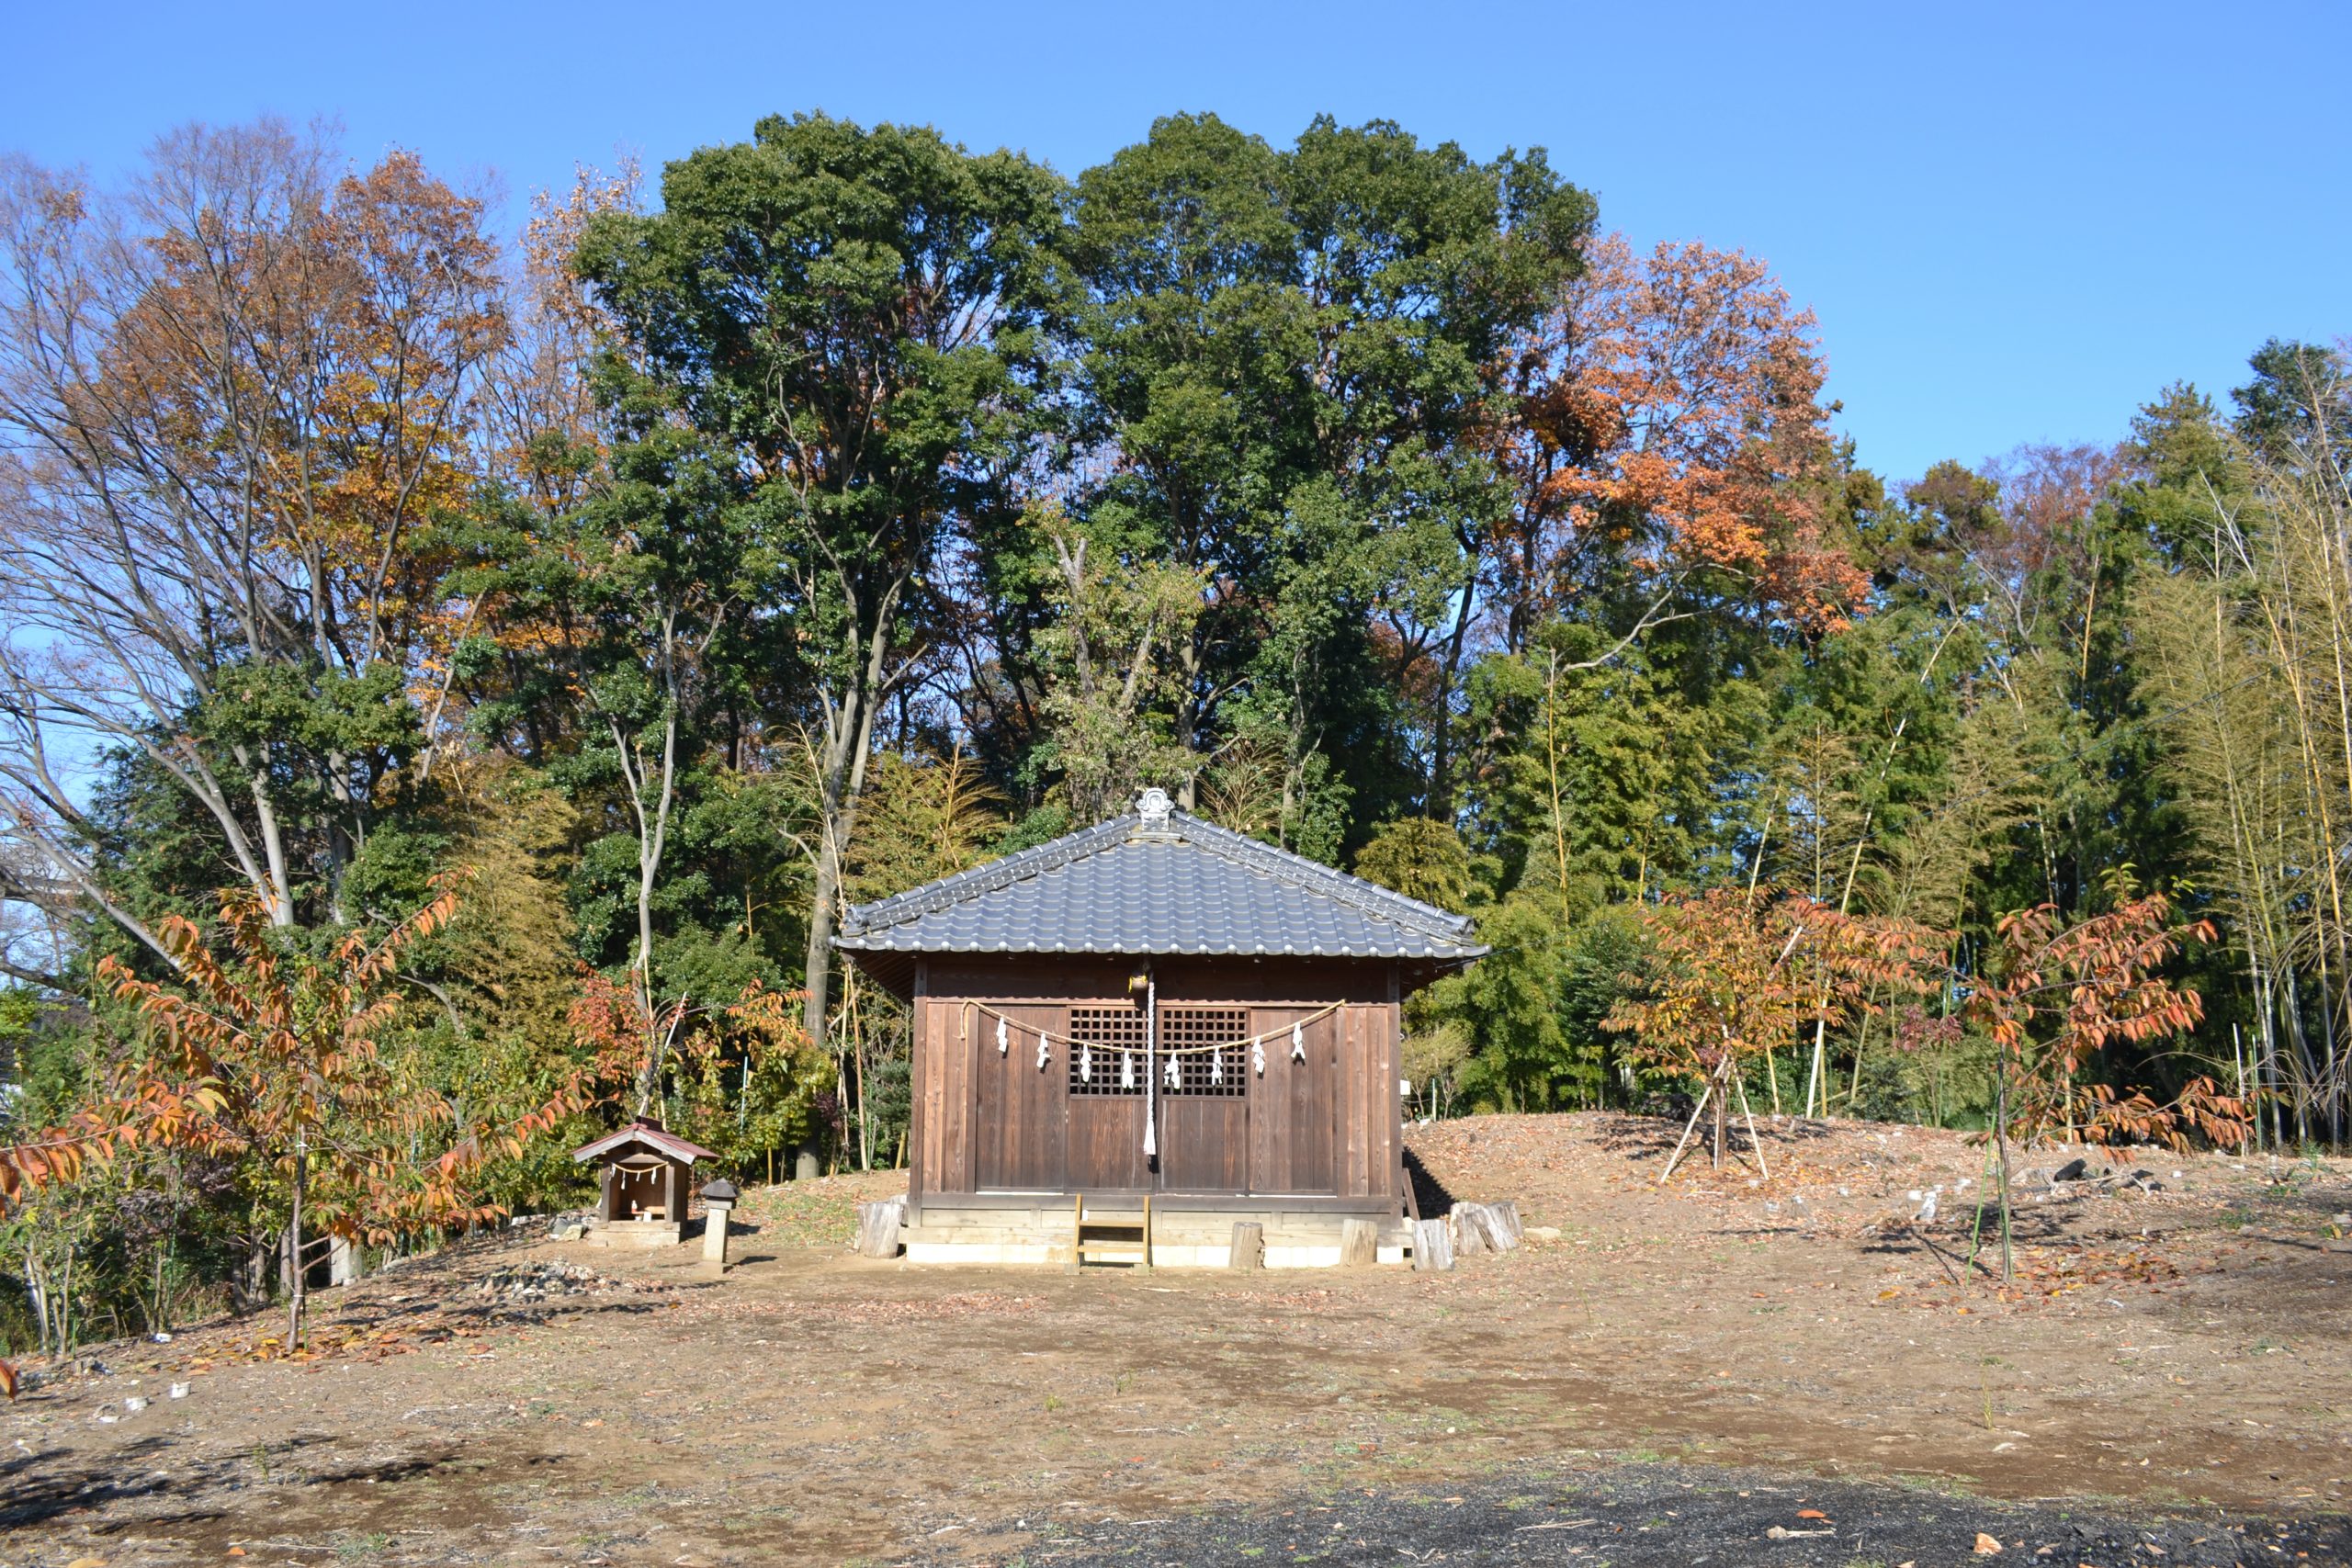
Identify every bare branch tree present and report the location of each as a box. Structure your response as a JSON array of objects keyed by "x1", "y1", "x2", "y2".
[{"x1": 0, "y1": 122, "x2": 506, "y2": 951}]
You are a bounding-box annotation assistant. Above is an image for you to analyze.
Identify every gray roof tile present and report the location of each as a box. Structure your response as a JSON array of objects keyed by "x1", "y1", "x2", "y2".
[{"x1": 837, "y1": 807, "x2": 1485, "y2": 963}]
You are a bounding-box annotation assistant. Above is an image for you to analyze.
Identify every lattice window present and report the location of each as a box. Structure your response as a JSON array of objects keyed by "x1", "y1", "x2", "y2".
[
  {"x1": 1068, "y1": 1005, "x2": 1147, "y2": 1096},
  {"x1": 1159, "y1": 1007, "x2": 1249, "y2": 1097}
]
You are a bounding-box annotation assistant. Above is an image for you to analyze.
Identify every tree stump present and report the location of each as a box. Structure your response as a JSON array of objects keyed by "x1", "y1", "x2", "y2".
[
  {"x1": 1340, "y1": 1217, "x2": 1378, "y2": 1268},
  {"x1": 1411, "y1": 1216, "x2": 1453, "y2": 1272},
  {"x1": 854, "y1": 1197, "x2": 905, "y2": 1259},
  {"x1": 1445, "y1": 1201, "x2": 1523, "y2": 1257},
  {"x1": 1228, "y1": 1221, "x2": 1264, "y2": 1270}
]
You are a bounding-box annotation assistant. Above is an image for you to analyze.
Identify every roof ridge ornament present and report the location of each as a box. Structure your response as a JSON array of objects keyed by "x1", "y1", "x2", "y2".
[{"x1": 1136, "y1": 786, "x2": 1174, "y2": 827}]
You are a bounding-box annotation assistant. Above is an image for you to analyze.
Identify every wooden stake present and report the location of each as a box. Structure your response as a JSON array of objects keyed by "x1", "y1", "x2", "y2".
[
  {"x1": 1732, "y1": 1068, "x2": 1770, "y2": 1180},
  {"x1": 1659, "y1": 1080, "x2": 1714, "y2": 1185}
]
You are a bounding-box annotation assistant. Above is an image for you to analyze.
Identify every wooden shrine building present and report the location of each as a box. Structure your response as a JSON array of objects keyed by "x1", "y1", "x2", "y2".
[
  {"x1": 836, "y1": 788, "x2": 1486, "y2": 1266},
  {"x1": 572, "y1": 1117, "x2": 719, "y2": 1248}
]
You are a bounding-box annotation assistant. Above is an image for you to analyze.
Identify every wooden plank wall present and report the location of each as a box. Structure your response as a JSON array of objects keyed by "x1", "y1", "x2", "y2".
[
  {"x1": 976, "y1": 1002, "x2": 1068, "y2": 1189},
  {"x1": 903, "y1": 955, "x2": 1404, "y2": 1203},
  {"x1": 908, "y1": 980, "x2": 980, "y2": 1201},
  {"x1": 1341, "y1": 1003, "x2": 1371, "y2": 1199},
  {"x1": 1244, "y1": 1005, "x2": 1333, "y2": 1194},
  {"x1": 1069, "y1": 1093, "x2": 1148, "y2": 1190},
  {"x1": 1159, "y1": 1089, "x2": 1247, "y2": 1191}
]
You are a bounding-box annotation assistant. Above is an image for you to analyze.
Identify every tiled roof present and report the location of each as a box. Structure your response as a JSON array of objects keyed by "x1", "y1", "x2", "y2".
[{"x1": 836, "y1": 804, "x2": 1484, "y2": 963}]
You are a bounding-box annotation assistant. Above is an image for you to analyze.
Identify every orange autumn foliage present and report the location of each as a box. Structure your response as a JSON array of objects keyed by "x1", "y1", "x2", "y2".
[
  {"x1": 108, "y1": 145, "x2": 505, "y2": 683},
  {"x1": 1496, "y1": 233, "x2": 1867, "y2": 635},
  {"x1": 0, "y1": 1072, "x2": 228, "y2": 1203},
  {"x1": 1604, "y1": 886, "x2": 1941, "y2": 1086},
  {"x1": 1970, "y1": 893, "x2": 2250, "y2": 1152},
  {"x1": 0, "y1": 878, "x2": 587, "y2": 1240}
]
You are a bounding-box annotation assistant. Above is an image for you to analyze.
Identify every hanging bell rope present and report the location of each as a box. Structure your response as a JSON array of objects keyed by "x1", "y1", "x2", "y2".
[{"x1": 1142, "y1": 971, "x2": 1158, "y2": 1160}]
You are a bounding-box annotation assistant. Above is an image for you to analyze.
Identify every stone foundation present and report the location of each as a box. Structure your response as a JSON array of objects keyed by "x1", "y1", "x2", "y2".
[
  {"x1": 582, "y1": 1217, "x2": 683, "y2": 1249},
  {"x1": 900, "y1": 1196, "x2": 1409, "y2": 1269}
]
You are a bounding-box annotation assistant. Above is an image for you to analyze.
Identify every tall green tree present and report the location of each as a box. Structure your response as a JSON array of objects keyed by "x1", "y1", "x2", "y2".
[
  {"x1": 459, "y1": 372, "x2": 765, "y2": 1100},
  {"x1": 575, "y1": 112, "x2": 1069, "y2": 1040},
  {"x1": 1062, "y1": 113, "x2": 1592, "y2": 824}
]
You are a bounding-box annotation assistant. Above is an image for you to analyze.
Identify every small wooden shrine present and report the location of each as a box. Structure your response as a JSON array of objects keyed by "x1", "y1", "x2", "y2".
[
  {"x1": 836, "y1": 789, "x2": 1486, "y2": 1268},
  {"x1": 571, "y1": 1117, "x2": 718, "y2": 1248}
]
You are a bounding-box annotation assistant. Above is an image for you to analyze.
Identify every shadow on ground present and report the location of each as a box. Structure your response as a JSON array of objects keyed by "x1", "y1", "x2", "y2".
[
  {"x1": 934, "y1": 1461, "x2": 2352, "y2": 1566},
  {"x1": 1403, "y1": 1146, "x2": 1457, "y2": 1217}
]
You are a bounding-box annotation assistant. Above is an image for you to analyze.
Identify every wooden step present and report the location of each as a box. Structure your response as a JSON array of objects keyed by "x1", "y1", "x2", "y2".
[{"x1": 1070, "y1": 1192, "x2": 1152, "y2": 1270}]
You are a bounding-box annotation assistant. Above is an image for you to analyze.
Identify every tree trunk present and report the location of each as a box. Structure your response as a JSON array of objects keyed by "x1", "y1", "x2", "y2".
[
  {"x1": 288, "y1": 1134, "x2": 308, "y2": 1350},
  {"x1": 805, "y1": 836, "x2": 843, "y2": 1045},
  {"x1": 22, "y1": 1246, "x2": 47, "y2": 1357},
  {"x1": 802, "y1": 618, "x2": 888, "y2": 1043},
  {"x1": 852, "y1": 975, "x2": 872, "y2": 1171},
  {"x1": 616, "y1": 678, "x2": 682, "y2": 1112},
  {"x1": 1995, "y1": 1066, "x2": 2014, "y2": 1286},
  {"x1": 1426, "y1": 529, "x2": 1482, "y2": 816},
  {"x1": 1176, "y1": 622, "x2": 1204, "y2": 811},
  {"x1": 1712, "y1": 1067, "x2": 1729, "y2": 1169}
]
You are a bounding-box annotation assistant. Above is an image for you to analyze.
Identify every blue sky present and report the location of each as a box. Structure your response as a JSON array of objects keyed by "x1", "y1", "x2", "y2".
[{"x1": 6, "y1": 0, "x2": 2343, "y2": 485}]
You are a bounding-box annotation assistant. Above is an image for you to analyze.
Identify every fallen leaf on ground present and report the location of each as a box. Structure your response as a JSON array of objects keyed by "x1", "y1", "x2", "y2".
[{"x1": 1975, "y1": 1532, "x2": 2004, "y2": 1554}]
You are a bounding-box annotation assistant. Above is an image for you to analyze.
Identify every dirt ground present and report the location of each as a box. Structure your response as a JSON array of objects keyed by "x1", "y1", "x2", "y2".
[{"x1": 6, "y1": 1111, "x2": 2351, "y2": 1567}]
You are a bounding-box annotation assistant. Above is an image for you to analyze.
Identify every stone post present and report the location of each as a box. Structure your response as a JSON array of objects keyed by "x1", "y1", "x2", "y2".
[{"x1": 699, "y1": 1179, "x2": 739, "y2": 1274}]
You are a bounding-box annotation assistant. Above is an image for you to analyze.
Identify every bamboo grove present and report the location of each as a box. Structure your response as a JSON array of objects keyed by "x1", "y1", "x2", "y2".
[{"x1": 0, "y1": 111, "x2": 2343, "y2": 1350}]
